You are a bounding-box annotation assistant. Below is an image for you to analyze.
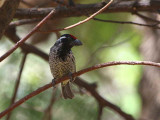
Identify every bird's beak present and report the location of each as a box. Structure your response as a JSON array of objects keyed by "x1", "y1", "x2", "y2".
[{"x1": 72, "y1": 39, "x2": 83, "y2": 46}]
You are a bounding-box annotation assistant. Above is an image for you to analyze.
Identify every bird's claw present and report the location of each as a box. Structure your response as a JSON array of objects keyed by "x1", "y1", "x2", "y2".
[
  {"x1": 52, "y1": 79, "x2": 56, "y2": 88},
  {"x1": 69, "y1": 72, "x2": 74, "y2": 82}
]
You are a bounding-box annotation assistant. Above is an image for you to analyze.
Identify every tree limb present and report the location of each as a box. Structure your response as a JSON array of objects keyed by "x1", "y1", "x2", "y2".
[
  {"x1": 0, "y1": 0, "x2": 20, "y2": 39},
  {"x1": 135, "y1": 12, "x2": 160, "y2": 23},
  {"x1": 42, "y1": 90, "x2": 56, "y2": 120},
  {"x1": 93, "y1": 18, "x2": 160, "y2": 29},
  {"x1": 6, "y1": 53, "x2": 27, "y2": 120},
  {"x1": 38, "y1": 0, "x2": 113, "y2": 33},
  {"x1": 0, "y1": 0, "x2": 113, "y2": 62},
  {"x1": 0, "y1": 60, "x2": 160, "y2": 118},
  {"x1": 9, "y1": 19, "x2": 41, "y2": 27},
  {"x1": 97, "y1": 104, "x2": 103, "y2": 120},
  {"x1": 0, "y1": 9, "x2": 55, "y2": 62},
  {"x1": 14, "y1": 1, "x2": 160, "y2": 19},
  {"x1": 5, "y1": 27, "x2": 48, "y2": 61}
]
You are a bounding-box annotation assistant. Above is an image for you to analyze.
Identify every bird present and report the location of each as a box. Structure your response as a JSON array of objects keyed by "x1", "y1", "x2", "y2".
[{"x1": 49, "y1": 34, "x2": 82, "y2": 99}]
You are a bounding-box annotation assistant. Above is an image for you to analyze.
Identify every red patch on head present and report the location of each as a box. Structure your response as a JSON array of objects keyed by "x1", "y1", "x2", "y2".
[{"x1": 70, "y1": 34, "x2": 77, "y2": 39}]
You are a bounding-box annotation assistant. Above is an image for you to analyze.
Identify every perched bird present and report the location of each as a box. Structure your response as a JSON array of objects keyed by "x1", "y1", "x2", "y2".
[{"x1": 49, "y1": 34, "x2": 82, "y2": 99}]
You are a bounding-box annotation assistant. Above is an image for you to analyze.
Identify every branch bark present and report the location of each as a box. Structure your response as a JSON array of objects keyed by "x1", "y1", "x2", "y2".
[
  {"x1": 42, "y1": 90, "x2": 56, "y2": 120},
  {"x1": 0, "y1": 0, "x2": 20, "y2": 39},
  {"x1": 38, "y1": 0, "x2": 113, "y2": 33},
  {"x1": 0, "y1": 9, "x2": 55, "y2": 62},
  {"x1": 6, "y1": 53, "x2": 27, "y2": 120},
  {"x1": 0, "y1": 0, "x2": 113, "y2": 62},
  {"x1": 9, "y1": 19, "x2": 41, "y2": 27},
  {"x1": 14, "y1": 1, "x2": 160, "y2": 19},
  {"x1": 5, "y1": 27, "x2": 48, "y2": 61},
  {"x1": 93, "y1": 18, "x2": 160, "y2": 29},
  {"x1": 97, "y1": 104, "x2": 103, "y2": 120},
  {"x1": 0, "y1": 60, "x2": 160, "y2": 118}
]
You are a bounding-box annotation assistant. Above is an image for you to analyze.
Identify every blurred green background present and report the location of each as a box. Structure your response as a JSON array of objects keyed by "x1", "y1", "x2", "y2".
[{"x1": 0, "y1": 0, "x2": 144, "y2": 120}]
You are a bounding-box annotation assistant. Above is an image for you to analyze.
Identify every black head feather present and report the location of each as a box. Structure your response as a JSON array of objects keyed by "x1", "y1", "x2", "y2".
[{"x1": 54, "y1": 34, "x2": 82, "y2": 60}]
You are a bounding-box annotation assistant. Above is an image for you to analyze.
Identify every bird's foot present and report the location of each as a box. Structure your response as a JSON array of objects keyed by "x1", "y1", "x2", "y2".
[
  {"x1": 69, "y1": 72, "x2": 74, "y2": 82},
  {"x1": 52, "y1": 79, "x2": 56, "y2": 88}
]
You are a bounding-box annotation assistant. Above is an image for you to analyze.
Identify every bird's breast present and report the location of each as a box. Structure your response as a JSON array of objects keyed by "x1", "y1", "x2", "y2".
[{"x1": 49, "y1": 50, "x2": 76, "y2": 79}]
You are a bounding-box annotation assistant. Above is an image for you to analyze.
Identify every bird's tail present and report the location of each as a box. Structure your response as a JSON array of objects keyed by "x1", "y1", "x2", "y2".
[{"x1": 61, "y1": 82, "x2": 74, "y2": 99}]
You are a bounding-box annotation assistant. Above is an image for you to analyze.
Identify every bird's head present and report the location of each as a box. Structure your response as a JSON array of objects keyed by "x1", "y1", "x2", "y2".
[
  {"x1": 53, "y1": 34, "x2": 82, "y2": 59},
  {"x1": 55, "y1": 34, "x2": 82, "y2": 49}
]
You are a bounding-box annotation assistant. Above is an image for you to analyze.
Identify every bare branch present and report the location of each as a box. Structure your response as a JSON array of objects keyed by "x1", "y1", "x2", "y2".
[
  {"x1": 39, "y1": 0, "x2": 113, "y2": 33},
  {"x1": 135, "y1": 12, "x2": 160, "y2": 23},
  {"x1": 9, "y1": 19, "x2": 41, "y2": 27},
  {"x1": 0, "y1": 61, "x2": 160, "y2": 118},
  {"x1": 14, "y1": 1, "x2": 160, "y2": 19},
  {"x1": 0, "y1": 0, "x2": 20, "y2": 39},
  {"x1": 42, "y1": 90, "x2": 56, "y2": 120},
  {"x1": 5, "y1": 28, "x2": 48, "y2": 61},
  {"x1": 84, "y1": 32, "x2": 134, "y2": 67},
  {"x1": 0, "y1": 0, "x2": 113, "y2": 61},
  {"x1": 6, "y1": 53, "x2": 27, "y2": 120},
  {"x1": 0, "y1": 9, "x2": 55, "y2": 62},
  {"x1": 93, "y1": 18, "x2": 160, "y2": 29},
  {"x1": 97, "y1": 105, "x2": 103, "y2": 120}
]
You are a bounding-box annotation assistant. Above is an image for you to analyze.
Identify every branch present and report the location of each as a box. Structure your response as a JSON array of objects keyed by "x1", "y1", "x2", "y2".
[
  {"x1": 42, "y1": 90, "x2": 56, "y2": 120},
  {"x1": 6, "y1": 53, "x2": 27, "y2": 120},
  {"x1": 135, "y1": 12, "x2": 160, "y2": 23},
  {"x1": 97, "y1": 104, "x2": 103, "y2": 120},
  {"x1": 5, "y1": 27, "x2": 48, "y2": 61},
  {"x1": 84, "y1": 32, "x2": 134, "y2": 68},
  {"x1": 0, "y1": 0, "x2": 20, "y2": 39},
  {"x1": 0, "y1": 0, "x2": 113, "y2": 62},
  {"x1": 14, "y1": 1, "x2": 160, "y2": 19},
  {"x1": 93, "y1": 18, "x2": 160, "y2": 29},
  {"x1": 9, "y1": 19, "x2": 41, "y2": 27},
  {"x1": 74, "y1": 78, "x2": 135, "y2": 120},
  {"x1": 9, "y1": 13, "x2": 160, "y2": 29},
  {"x1": 0, "y1": 61, "x2": 160, "y2": 118},
  {"x1": 0, "y1": 9, "x2": 55, "y2": 62},
  {"x1": 38, "y1": 0, "x2": 113, "y2": 33}
]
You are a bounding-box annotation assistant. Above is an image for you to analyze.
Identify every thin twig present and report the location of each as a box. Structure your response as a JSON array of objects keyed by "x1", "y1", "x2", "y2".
[
  {"x1": 14, "y1": 1, "x2": 160, "y2": 19},
  {"x1": 135, "y1": 12, "x2": 160, "y2": 23},
  {"x1": 38, "y1": 0, "x2": 113, "y2": 33},
  {"x1": 5, "y1": 27, "x2": 48, "y2": 61},
  {"x1": 0, "y1": 0, "x2": 113, "y2": 61},
  {"x1": 97, "y1": 104, "x2": 103, "y2": 120},
  {"x1": 9, "y1": 19, "x2": 41, "y2": 27},
  {"x1": 0, "y1": 9, "x2": 56, "y2": 62},
  {"x1": 42, "y1": 90, "x2": 56, "y2": 120},
  {"x1": 0, "y1": 61, "x2": 160, "y2": 118},
  {"x1": 6, "y1": 53, "x2": 27, "y2": 120},
  {"x1": 84, "y1": 33, "x2": 134, "y2": 67},
  {"x1": 93, "y1": 18, "x2": 160, "y2": 29}
]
